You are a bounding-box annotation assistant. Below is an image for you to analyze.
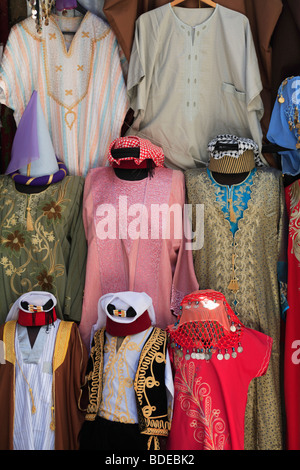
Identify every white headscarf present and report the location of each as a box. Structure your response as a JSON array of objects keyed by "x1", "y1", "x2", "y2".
[
  {"x1": 90, "y1": 291, "x2": 156, "y2": 345},
  {"x1": 6, "y1": 291, "x2": 57, "y2": 322}
]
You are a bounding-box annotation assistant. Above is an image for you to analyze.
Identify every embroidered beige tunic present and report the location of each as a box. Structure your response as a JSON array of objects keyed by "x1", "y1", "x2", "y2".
[
  {"x1": 185, "y1": 167, "x2": 285, "y2": 450},
  {"x1": 126, "y1": 3, "x2": 265, "y2": 170}
]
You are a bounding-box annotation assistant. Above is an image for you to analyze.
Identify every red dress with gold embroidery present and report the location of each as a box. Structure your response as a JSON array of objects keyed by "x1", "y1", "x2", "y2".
[
  {"x1": 284, "y1": 181, "x2": 300, "y2": 450},
  {"x1": 166, "y1": 291, "x2": 272, "y2": 451}
]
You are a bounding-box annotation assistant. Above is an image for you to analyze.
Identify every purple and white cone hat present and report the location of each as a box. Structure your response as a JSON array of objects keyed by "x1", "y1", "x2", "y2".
[{"x1": 6, "y1": 90, "x2": 59, "y2": 177}]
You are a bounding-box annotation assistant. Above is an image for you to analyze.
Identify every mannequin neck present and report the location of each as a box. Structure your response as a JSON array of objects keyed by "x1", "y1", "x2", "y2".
[
  {"x1": 14, "y1": 182, "x2": 48, "y2": 194},
  {"x1": 113, "y1": 168, "x2": 149, "y2": 181},
  {"x1": 111, "y1": 147, "x2": 153, "y2": 181},
  {"x1": 27, "y1": 326, "x2": 41, "y2": 348},
  {"x1": 211, "y1": 171, "x2": 250, "y2": 186}
]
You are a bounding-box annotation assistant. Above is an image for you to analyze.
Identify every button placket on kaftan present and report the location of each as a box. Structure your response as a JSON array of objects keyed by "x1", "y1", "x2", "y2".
[{"x1": 185, "y1": 25, "x2": 202, "y2": 121}]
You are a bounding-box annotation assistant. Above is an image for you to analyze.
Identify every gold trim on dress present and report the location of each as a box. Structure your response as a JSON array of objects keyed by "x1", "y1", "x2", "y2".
[
  {"x1": 134, "y1": 328, "x2": 171, "y2": 436},
  {"x1": 3, "y1": 320, "x2": 17, "y2": 364}
]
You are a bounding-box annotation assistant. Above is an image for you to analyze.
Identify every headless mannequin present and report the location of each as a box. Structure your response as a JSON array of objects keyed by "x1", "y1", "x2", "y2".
[
  {"x1": 211, "y1": 171, "x2": 251, "y2": 186},
  {"x1": 14, "y1": 183, "x2": 48, "y2": 195},
  {"x1": 209, "y1": 143, "x2": 254, "y2": 185},
  {"x1": 13, "y1": 183, "x2": 50, "y2": 344},
  {"x1": 111, "y1": 147, "x2": 154, "y2": 181},
  {"x1": 111, "y1": 147, "x2": 156, "y2": 349},
  {"x1": 19, "y1": 300, "x2": 55, "y2": 349}
]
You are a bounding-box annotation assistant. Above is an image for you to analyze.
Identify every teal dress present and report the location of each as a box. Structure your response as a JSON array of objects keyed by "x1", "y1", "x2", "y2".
[{"x1": 206, "y1": 168, "x2": 256, "y2": 236}]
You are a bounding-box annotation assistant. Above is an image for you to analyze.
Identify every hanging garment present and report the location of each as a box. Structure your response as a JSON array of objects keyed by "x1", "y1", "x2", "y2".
[
  {"x1": 267, "y1": 76, "x2": 300, "y2": 176},
  {"x1": 166, "y1": 290, "x2": 273, "y2": 451},
  {"x1": 185, "y1": 167, "x2": 285, "y2": 450},
  {"x1": 0, "y1": 318, "x2": 88, "y2": 450},
  {"x1": 79, "y1": 166, "x2": 198, "y2": 349},
  {"x1": 125, "y1": 3, "x2": 264, "y2": 170},
  {"x1": 0, "y1": 12, "x2": 129, "y2": 176},
  {"x1": 284, "y1": 180, "x2": 300, "y2": 450},
  {"x1": 0, "y1": 175, "x2": 86, "y2": 325}
]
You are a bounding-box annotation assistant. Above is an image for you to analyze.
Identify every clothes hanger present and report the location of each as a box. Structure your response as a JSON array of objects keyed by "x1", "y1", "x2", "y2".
[
  {"x1": 59, "y1": 2, "x2": 88, "y2": 35},
  {"x1": 171, "y1": 0, "x2": 216, "y2": 7}
]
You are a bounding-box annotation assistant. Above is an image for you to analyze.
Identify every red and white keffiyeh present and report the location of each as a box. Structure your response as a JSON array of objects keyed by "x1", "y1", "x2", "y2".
[{"x1": 107, "y1": 136, "x2": 165, "y2": 167}]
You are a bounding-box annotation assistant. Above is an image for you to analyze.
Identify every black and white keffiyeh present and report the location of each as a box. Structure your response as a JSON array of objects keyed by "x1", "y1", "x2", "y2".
[{"x1": 207, "y1": 134, "x2": 264, "y2": 167}]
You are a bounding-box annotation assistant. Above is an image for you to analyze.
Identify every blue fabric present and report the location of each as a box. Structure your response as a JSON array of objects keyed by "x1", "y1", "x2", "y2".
[
  {"x1": 267, "y1": 76, "x2": 300, "y2": 176},
  {"x1": 277, "y1": 261, "x2": 289, "y2": 320},
  {"x1": 207, "y1": 168, "x2": 256, "y2": 235}
]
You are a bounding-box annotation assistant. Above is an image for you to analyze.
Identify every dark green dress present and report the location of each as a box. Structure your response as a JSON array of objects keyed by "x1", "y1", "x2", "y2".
[{"x1": 0, "y1": 175, "x2": 87, "y2": 324}]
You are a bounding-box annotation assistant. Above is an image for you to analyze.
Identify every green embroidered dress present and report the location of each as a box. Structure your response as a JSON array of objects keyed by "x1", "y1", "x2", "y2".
[{"x1": 0, "y1": 176, "x2": 87, "y2": 324}]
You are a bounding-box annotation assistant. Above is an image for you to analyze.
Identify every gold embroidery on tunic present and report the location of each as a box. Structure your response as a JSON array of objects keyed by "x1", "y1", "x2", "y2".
[
  {"x1": 0, "y1": 178, "x2": 71, "y2": 296},
  {"x1": 134, "y1": 328, "x2": 170, "y2": 434},
  {"x1": 289, "y1": 181, "x2": 300, "y2": 261},
  {"x1": 185, "y1": 168, "x2": 284, "y2": 450},
  {"x1": 3, "y1": 320, "x2": 17, "y2": 364},
  {"x1": 52, "y1": 321, "x2": 73, "y2": 372},
  {"x1": 85, "y1": 328, "x2": 105, "y2": 420}
]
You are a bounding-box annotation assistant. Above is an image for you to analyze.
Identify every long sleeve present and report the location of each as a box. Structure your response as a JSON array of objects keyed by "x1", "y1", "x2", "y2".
[
  {"x1": 63, "y1": 177, "x2": 87, "y2": 323},
  {"x1": 169, "y1": 171, "x2": 199, "y2": 316}
]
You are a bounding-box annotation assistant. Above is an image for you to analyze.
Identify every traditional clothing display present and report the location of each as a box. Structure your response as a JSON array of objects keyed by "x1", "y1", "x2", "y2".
[
  {"x1": 0, "y1": 92, "x2": 87, "y2": 324},
  {"x1": 125, "y1": 3, "x2": 265, "y2": 170},
  {"x1": 284, "y1": 180, "x2": 300, "y2": 450},
  {"x1": 0, "y1": 291, "x2": 88, "y2": 450},
  {"x1": 166, "y1": 290, "x2": 272, "y2": 451},
  {"x1": 267, "y1": 76, "x2": 300, "y2": 176},
  {"x1": 0, "y1": 0, "x2": 297, "y2": 453},
  {"x1": 185, "y1": 136, "x2": 285, "y2": 450},
  {"x1": 80, "y1": 291, "x2": 173, "y2": 450},
  {"x1": 0, "y1": 9, "x2": 129, "y2": 176},
  {"x1": 79, "y1": 136, "x2": 199, "y2": 349}
]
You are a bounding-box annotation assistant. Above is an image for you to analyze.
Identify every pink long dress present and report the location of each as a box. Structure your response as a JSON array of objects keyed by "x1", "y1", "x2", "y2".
[{"x1": 79, "y1": 166, "x2": 199, "y2": 349}]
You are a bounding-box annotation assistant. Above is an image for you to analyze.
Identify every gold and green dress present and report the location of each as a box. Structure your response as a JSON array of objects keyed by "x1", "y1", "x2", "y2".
[
  {"x1": 185, "y1": 167, "x2": 285, "y2": 450},
  {"x1": 0, "y1": 175, "x2": 87, "y2": 324}
]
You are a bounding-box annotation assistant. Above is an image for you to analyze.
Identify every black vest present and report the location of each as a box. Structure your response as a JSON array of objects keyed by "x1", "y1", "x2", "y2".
[{"x1": 84, "y1": 327, "x2": 171, "y2": 441}]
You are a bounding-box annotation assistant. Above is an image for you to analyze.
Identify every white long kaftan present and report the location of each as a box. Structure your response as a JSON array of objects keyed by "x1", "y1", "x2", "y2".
[
  {"x1": 0, "y1": 12, "x2": 129, "y2": 176},
  {"x1": 13, "y1": 321, "x2": 60, "y2": 450}
]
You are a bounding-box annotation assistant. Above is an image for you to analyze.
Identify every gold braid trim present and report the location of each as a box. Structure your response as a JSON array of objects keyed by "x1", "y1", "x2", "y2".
[
  {"x1": 3, "y1": 321, "x2": 17, "y2": 364},
  {"x1": 52, "y1": 321, "x2": 73, "y2": 372},
  {"x1": 50, "y1": 321, "x2": 73, "y2": 431},
  {"x1": 134, "y1": 328, "x2": 170, "y2": 437},
  {"x1": 85, "y1": 328, "x2": 105, "y2": 421}
]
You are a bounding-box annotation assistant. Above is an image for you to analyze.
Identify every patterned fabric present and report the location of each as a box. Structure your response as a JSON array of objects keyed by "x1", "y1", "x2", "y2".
[
  {"x1": 0, "y1": 319, "x2": 88, "y2": 450},
  {"x1": 107, "y1": 136, "x2": 165, "y2": 167},
  {"x1": 166, "y1": 307, "x2": 273, "y2": 450},
  {"x1": 0, "y1": 12, "x2": 128, "y2": 176},
  {"x1": 207, "y1": 134, "x2": 263, "y2": 166},
  {"x1": 284, "y1": 180, "x2": 300, "y2": 449},
  {"x1": 13, "y1": 321, "x2": 60, "y2": 450},
  {"x1": 10, "y1": 159, "x2": 67, "y2": 186},
  {"x1": 267, "y1": 76, "x2": 300, "y2": 176},
  {"x1": 207, "y1": 168, "x2": 256, "y2": 235},
  {"x1": 0, "y1": 175, "x2": 86, "y2": 324},
  {"x1": 185, "y1": 167, "x2": 285, "y2": 450}
]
